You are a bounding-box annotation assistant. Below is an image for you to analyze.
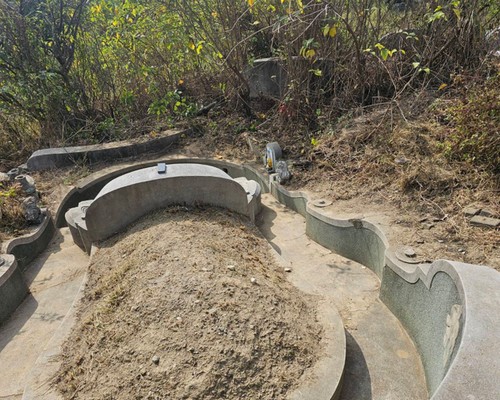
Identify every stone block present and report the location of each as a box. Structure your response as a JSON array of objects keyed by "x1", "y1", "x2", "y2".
[
  {"x1": 469, "y1": 215, "x2": 500, "y2": 228},
  {"x1": 463, "y1": 207, "x2": 481, "y2": 217}
]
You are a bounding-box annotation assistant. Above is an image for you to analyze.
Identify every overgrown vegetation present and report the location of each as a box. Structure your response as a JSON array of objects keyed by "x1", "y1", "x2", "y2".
[{"x1": 0, "y1": 0, "x2": 499, "y2": 174}]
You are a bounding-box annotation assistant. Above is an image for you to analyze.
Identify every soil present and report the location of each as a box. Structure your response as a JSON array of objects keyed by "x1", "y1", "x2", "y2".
[{"x1": 56, "y1": 207, "x2": 322, "y2": 400}]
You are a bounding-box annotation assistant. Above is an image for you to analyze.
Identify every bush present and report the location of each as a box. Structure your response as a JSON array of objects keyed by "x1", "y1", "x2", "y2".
[{"x1": 447, "y1": 71, "x2": 500, "y2": 174}]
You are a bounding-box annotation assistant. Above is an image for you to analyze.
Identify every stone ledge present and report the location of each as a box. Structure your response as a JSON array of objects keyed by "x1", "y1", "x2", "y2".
[{"x1": 26, "y1": 130, "x2": 183, "y2": 171}]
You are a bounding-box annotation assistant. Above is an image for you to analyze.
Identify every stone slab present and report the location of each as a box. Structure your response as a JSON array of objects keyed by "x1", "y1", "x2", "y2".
[
  {"x1": 26, "y1": 130, "x2": 183, "y2": 171},
  {"x1": 469, "y1": 215, "x2": 500, "y2": 228}
]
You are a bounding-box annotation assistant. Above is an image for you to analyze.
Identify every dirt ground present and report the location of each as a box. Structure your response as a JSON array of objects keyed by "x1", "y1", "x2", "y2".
[{"x1": 55, "y1": 207, "x2": 322, "y2": 400}]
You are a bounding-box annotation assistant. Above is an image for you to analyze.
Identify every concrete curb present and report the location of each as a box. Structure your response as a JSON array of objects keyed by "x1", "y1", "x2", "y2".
[
  {"x1": 42, "y1": 157, "x2": 500, "y2": 399},
  {"x1": 1, "y1": 211, "x2": 55, "y2": 270},
  {"x1": 0, "y1": 254, "x2": 29, "y2": 325},
  {"x1": 26, "y1": 130, "x2": 183, "y2": 171}
]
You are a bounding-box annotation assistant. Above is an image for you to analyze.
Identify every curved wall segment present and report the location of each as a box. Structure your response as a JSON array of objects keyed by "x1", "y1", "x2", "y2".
[
  {"x1": 54, "y1": 157, "x2": 500, "y2": 400},
  {"x1": 73, "y1": 164, "x2": 261, "y2": 245},
  {"x1": 0, "y1": 255, "x2": 29, "y2": 325}
]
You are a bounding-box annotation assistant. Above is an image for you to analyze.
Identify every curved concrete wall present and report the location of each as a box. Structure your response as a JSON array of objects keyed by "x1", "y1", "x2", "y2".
[
  {"x1": 1, "y1": 212, "x2": 55, "y2": 270},
  {"x1": 0, "y1": 255, "x2": 29, "y2": 325},
  {"x1": 84, "y1": 164, "x2": 259, "y2": 243},
  {"x1": 55, "y1": 158, "x2": 268, "y2": 228},
  {"x1": 55, "y1": 157, "x2": 500, "y2": 400}
]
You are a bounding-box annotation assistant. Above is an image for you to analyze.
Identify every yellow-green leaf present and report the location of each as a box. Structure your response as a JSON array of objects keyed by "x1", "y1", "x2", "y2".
[
  {"x1": 329, "y1": 25, "x2": 337, "y2": 38},
  {"x1": 323, "y1": 24, "x2": 330, "y2": 37},
  {"x1": 305, "y1": 49, "x2": 316, "y2": 59}
]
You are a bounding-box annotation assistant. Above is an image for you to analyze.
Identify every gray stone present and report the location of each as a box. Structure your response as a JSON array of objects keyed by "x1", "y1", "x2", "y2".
[
  {"x1": 15, "y1": 174, "x2": 36, "y2": 195},
  {"x1": 22, "y1": 196, "x2": 41, "y2": 224},
  {"x1": 151, "y1": 355, "x2": 160, "y2": 365},
  {"x1": 403, "y1": 247, "x2": 416, "y2": 257},
  {"x1": 463, "y1": 207, "x2": 481, "y2": 217},
  {"x1": 0, "y1": 172, "x2": 9, "y2": 184},
  {"x1": 276, "y1": 161, "x2": 291, "y2": 184},
  {"x1": 470, "y1": 215, "x2": 500, "y2": 228},
  {"x1": 479, "y1": 209, "x2": 495, "y2": 218},
  {"x1": 226, "y1": 265, "x2": 235, "y2": 271},
  {"x1": 246, "y1": 58, "x2": 287, "y2": 99},
  {"x1": 66, "y1": 164, "x2": 262, "y2": 251}
]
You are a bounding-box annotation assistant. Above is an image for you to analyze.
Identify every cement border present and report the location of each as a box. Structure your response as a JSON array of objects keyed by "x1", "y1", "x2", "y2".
[
  {"x1": 0, "y1": 212, "x2": 54, "y2": 324},
  {"x1": 26, "y1": 130, "x2": 183, "y2": 171},
  {"x1": 0, "y1": 254, "x2": 29, "y2": 325},
  {"x1": 1, "y1": 211, "x2": 55, "y2": 270},
  {"x1": 53, "y1": 157, "x2": 500, "y2": 399},
  {"x1": 71, "y1": 164, "x2": 262, "y2": 248}
]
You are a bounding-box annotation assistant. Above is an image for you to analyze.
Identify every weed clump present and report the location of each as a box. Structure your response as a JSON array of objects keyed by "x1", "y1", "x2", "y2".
[{"x1": 446, "y1": 72, "x2": 500, "y2": 174}]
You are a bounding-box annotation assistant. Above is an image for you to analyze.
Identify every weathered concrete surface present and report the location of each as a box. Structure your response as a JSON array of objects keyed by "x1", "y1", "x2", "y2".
[
  {"x1": 83, "y1": 164, "x2": 261, "y2": 243},
  {"x1": 0, "y1": 255, "x2": 28, "y2": 326},
  {"x1": 26, "y1": 130, "x2": 182, "y2": 171},
  {"x1": 54, "y1": 157, "x2": 269, "y2": 228},
  {"x1": 257, "y1": 194, "x2": 427, "y2": 399},
  {"x1": 246, "y1": 58, "x2": 287, "y2": 99},
  {"x1": 2, "y1": 212, "x2": 55, "y2": 270},
  {"x1": 0, "y1": 228, "x2": 88, "y2": 399}
]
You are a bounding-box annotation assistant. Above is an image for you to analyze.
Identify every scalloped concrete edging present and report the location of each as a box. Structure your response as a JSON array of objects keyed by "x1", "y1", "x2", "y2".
[
  {"x1": 0, "y1": 212, "x2": 55, "y2": 324},
  {"x1": 26, "y1": 129, "x2": 183, "y2": 171},
  {"x1": 0, "y1": 254, "x2": 29, "y2": 325},
  {"x1": 65, "y1": 164, "x2": 262, "y2": 253},
  {"x1": 1, "y1": 211, "x2": 55, "y2": 270},
  {"x1": 52, "y1": 157, "x2": 500, "y2": 400}
]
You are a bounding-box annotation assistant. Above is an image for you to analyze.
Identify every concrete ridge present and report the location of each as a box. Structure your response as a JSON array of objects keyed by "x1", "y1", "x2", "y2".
[
  {"x1": 26, "y1": 129, "x2": 183, "y2": 171},
  {"x1": 1, "y1": 211, "x2": 55, "y2": 270}
]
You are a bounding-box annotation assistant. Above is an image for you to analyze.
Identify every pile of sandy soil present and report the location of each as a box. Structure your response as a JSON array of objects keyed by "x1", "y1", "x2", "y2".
[{"x1": 56, "y1": 206, "x2": 322, "y2": 399}]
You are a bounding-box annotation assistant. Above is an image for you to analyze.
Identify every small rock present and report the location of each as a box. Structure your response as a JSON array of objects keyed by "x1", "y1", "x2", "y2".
[
  {"x1": 284, "y1": 267, "x2": 292, "y2": 273},
  {"x1": 438, "y1": 239, "x2": 444, "y2": 243},
  {"x1": 479, "y1": 209, "x2": 495, "y2": 218},
  {"x1": 250, "y1": 277, "x2": 257, "y2": 284},
  {"x1": 130, "y1": 305, "x2": 139, "y2": 312},
  {"x1": 151, "y1": 355, "x2": 160, "y2": 365},
  {"x1": 22, "y1": 196, "x2": 42, "y2": 224},
  {"x1": 458, "y1": 248, "x2": 466, "y2": 254},
  {"x1": 394, "y1": 157, "x2": 409, "y2": 165},
  {"x1": 227, "y1": 265, "x2": 236, "y2": 271},
  {"x1": 276, "y1": 161, "x2": 291, "y2": 184},
  {"x1": 0, "y1": 172, "x2": 9, "y2": 183},
  {"x1": 15, "y1": 174, "x2": 36, "y2": 195},
  {"x1": 416, "y1": 239, "x2": 424, "y2": 244},
  {"x1": 403, "y1": 247, "x2": 416, "y2": 258}
]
